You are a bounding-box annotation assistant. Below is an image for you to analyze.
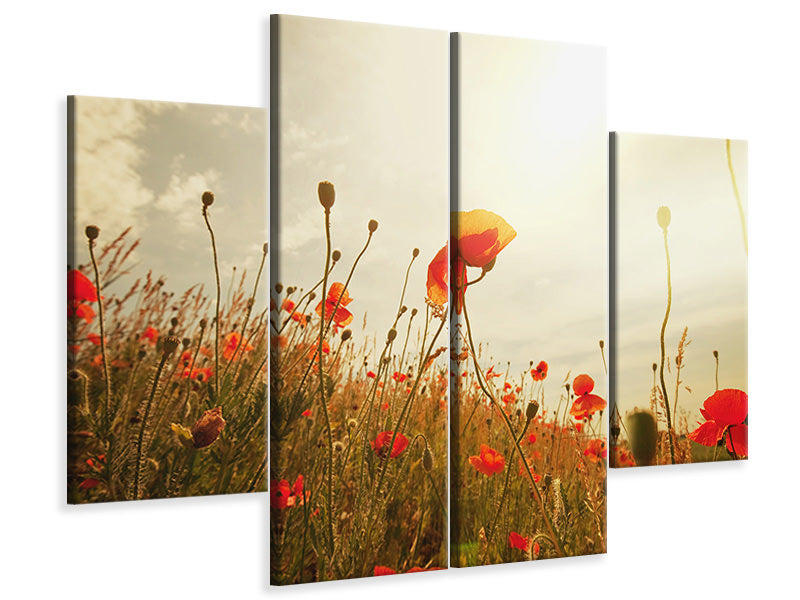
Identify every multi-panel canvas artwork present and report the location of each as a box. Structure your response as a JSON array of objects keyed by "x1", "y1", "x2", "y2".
[
  {"x1": 67, "y1": 97, "x2": 268, "y2": 502},
  {"x1": 450, "y1": 34, "x2": 608, "y2": 567},
  {"x1": 269, "y1": 16, "x2": 449, "y2": 584},
  {"x1": 609, "y1": 132, "x2": 748, "y2": 467}
]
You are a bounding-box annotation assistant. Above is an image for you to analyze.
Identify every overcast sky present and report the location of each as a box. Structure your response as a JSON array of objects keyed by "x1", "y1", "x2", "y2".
[
  {"x1": 72, "y1": 96, "x2": 267, "y2": 314},
  {"x1": 456, "y1": 33, "x2": 608, "y2": 409},
  {"x1": 274, "y1": 16, "x2": 448, "y2": 351},
  {"x1": 614, "y1": 133, "x2": 747, "y2": 428}
]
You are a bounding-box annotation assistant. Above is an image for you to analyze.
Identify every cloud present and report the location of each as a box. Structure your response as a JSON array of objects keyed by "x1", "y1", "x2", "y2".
[
  {"x1": 154, "y1": 167, "x2": 222, "y2": 232},
  {"x1": 210, "y1": 109, "x2": 265, "y2": 135},
  {"x1": 74, "y1": 97, "x2": 171, "y2": 238}
]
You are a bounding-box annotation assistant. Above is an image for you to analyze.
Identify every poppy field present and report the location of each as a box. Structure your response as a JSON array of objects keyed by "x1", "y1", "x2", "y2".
[
  {"x1": 67, "y1": 190, "x2": 268, "y2": 502},
  {"x1": 610, "y1": 134, "x2": 748, "y2": 468},
  {"x1": 269, "y1": 181, "x2": 448, "y2": 584},
  {"x1": 450, "y1": 209, "x2": 607, "y2": 566}
]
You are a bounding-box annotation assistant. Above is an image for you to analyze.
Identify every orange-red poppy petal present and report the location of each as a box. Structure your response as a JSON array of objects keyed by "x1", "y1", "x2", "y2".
[
  {"x1": 687, "y1": 420, "x2": 725, "y2": 447},
  {"x1": 426, "y1": 244, "x2": 448, "y2": 306},
  {"x1": 726, "y1": 424, "x2": 748, "y2": 457},
  {"x1": 573, "y1": 374, "x2": 595, "y2": 396},
  {"x1": 702, "y1": 389, "x2": 748, "y2": 426},
  {"x1": 452, "y1": 209, "x2": 517, "y2": 268}
]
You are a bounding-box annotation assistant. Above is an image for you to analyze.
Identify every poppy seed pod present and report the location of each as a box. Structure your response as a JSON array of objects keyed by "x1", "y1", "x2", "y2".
[
  {"x1": 652, "y1": 363, "x2": 657, "y2": 372},
  {"x1": 191, "y1": 406, "x2": 226, "y2": 449},
  {"x1": 274, "y1": 283, "x2": 283, "y2": 294},
  {"x1": 423, "y1": 447, "x2": 434, "y2": 472},
  {"x1": 332, "y1": 249, "x2": 342, "y2": 262},
  {"x1": 287, "y1": 286, "x2": 295, "y2": 295},
  {"x1": 171, "y1": 317, "x2": 179, "y2": 327},
  {"x1": 526, "y1": 400, "x2": 540, "y2": 421},
  {"x1": 657, "y1": 205, "x2": 671, "y2": 229},
  {"x1": 411, "y1": 308, "x2": 418, "y2": 317},
  {"x1": 309, "y1": 292, "x2": 316, "y2": 301},
  {"x1": 341, "y1": 329, "x2": 352, "y2": 342},
  {"x1": 368, "y1": 219, "x2": 378, "y2": 233},
  {"x1": 599, "y1": 340, "x2": 604, "y2": 349},
  {"x1": 713, "y1": 350, "x2": 719, "y2": 359},
  {"x1": 262, "y1": 242, "x2": 268, "y2": 254},
  {"x1": 182, "y1": 337, "x2": 191, "y2": 348},
  {"x1": 387, "y1": 328, "x2": 397, "y2": 342},
  {"x1": 412, "y1": 248, "x2": 420, "y2": 258},
  {"x1": 162, "y1": 336, "x2": 180, "y2": 356},
  {"x1": 202, "y1": 191, "x2": 215, "y2": 207},
  {"x1": 85, "y1": 225, "x2": 100, "y2": 240},
  {"x1": 626, "y1": 410, "x2": 658, "y2": 466},
  {"x1": 199, "y1": 318, "x2": 207, "y2": 329},
  {"x1": 318, "y1": 180, "x2": 335, "y2": 209}
]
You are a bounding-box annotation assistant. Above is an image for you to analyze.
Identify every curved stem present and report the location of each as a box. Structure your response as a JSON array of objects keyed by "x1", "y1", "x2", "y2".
[
  {"x1": 726, "y1": 139, "x2": 748, "y2": 255},
  {"x1": 659, "y1": 229, "x2": 676, "y2": 464},
  {"x1": 202, "y1": 205, "x2": 221, "y2": 399}
]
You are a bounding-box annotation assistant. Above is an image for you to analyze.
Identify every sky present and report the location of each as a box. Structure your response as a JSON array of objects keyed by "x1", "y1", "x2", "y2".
[
  {"x1": 72, "y1": 97, "x2": 267, "y2": 313},
  {"x1": 456, "y1": 33, "x2": 608, "y2": 411},
  {"x1": 614, "y1": 133, "x2": 747, "y2": 429},
  {"x1": 273, "y1": 16, "x2": 448, "y2": 351}
]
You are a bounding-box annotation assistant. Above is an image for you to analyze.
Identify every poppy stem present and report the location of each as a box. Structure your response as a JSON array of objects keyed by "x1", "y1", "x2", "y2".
[
  {"x1": 462, "y1": 300, "x2": 565, "y2": 558},
  {"x1": 87, "y1": 239, "x2": 112, "y2": 431},
  {"x1": 321, "y1": 228, "x2": 374, "y2": 339},
  {"x1": 202, "y1": 203, "x2": 221, "y2": 400},
  {"x1": 726, "y1": 139, "x2": 748, "y2": 255},
  {"x1": 659, "y1": 228, "x2": 676, "y2": 465},
  {"x1": 318, "y1": 205, "x2": 336, "y2": 560},
  {"x1": 132, "y1": 351, "x2": 168, "y2": 500},
  {"x1": 714, "y1": 352, "x2": 720, "y2": 391}
]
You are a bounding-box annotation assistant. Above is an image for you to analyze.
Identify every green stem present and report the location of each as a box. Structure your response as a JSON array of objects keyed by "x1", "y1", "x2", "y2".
[{"x1": 659, "y1": 229, "x2": 676, "y2": 464}]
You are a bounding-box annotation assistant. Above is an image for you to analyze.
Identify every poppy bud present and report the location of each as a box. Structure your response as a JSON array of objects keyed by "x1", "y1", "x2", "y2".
[
  {"x1": 85, "y1": 225, "x2": 100, "y2": 240},
  {"x1": 202, "y1": 191, "x2": 215, "y2": 207},
  {"x1": 191, "y1": 406, "x2": 226, "y2": 449},
  {"x1": 657, "y1": 206, "x2": 671, "y2": 229},
  {"x1": 162, "y1": 336, "x2": 180, "y2": 356},
  {"x1": 309, "y1": 292, "x2": 316, "y2": 301},
  {"x1": 526, "y1": 400, "x2": 539, "y2": 421},
  {"x1": 387, "y1": 328, "x2": 397, "y2": 342},
  {"x1": 412, "y1": 248, "x2": 420, "y2": 258},
  {"x1": 400, "y1": 305, "x2": 407, "y2": 314},
  {"x1": 287, "y1": 286, "x2": 296, "y2": 294},
  {"x1": 332, "y1": 249, "x2": 342, "y2": 262},
  {"x1": 652, "y1": 363, "x2": 657, "y2": 372},
  {"x1": 263, "y1": 242, "x2": 268, "y2": 254},
  {"x1": 626, "y1": 410, "x2": 658, "y2": 466},
  {"x1": 599, "y1": 340, "x2": 604, "y2": 349},
  {"x1": 341, "y1": 329, "x2": 352, "y2": 342},
  {"x1": 423, "y1": 447, "x2": 434, "y2": 472},
  {"x1": 411, "y1": 308, "x2": 418, "y2": 317},
  {"x1": 182, "y1": 338, "x2": 191, "y2": 348},
  {"x1": 274, "y1": 283, "x2": 283, "y2": 294},
  {"x1": 482, "y1": 258, "x2": 496, "y2": 274},
  {"x1": 171, "y1": 317, "x2": 179, "y2": 327},
  {"x1": 199, "y1": 318, "x2": 207, "y2": 329},
  {"x1": 368, "y1": 219, "x2": 378, "y2": 233},
  {"x1": 138, "y1": 349, "x2": 146, "y2": 359},
  {"x1": 318, "y1": 181, "x2": 335, "y2": 210},
  {"x1": 713, "y1": 350, "x2": 719, "y2": 359}
]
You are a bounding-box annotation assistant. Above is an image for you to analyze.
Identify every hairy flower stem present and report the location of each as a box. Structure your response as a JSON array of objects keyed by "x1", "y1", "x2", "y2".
[
  {"x1": 726, "y1": 139, "x2": 748, "y2": 255},
  {"x1": 659, "y1": 229, "x2": 676, "y2": 464},
  {"x1": 133, "y1": 352, "x2": 169, "y2": 500},
  {"x1": 318, "y1": 206, "x2": 336, "y2": 559},
  {"x1": 203, "y1": 204, "x2": 221, "y2": 399},
  {"x1": 462, "y1": 301, "x2": 564, "y2": 557},
  {"x1": 87, "y1": 239, "x2": 112, "y2": 430}
]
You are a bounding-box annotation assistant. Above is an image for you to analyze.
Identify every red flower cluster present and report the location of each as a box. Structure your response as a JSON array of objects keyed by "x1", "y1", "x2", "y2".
[
  {"x1": 270, "y1": 475, "x2": 305, "y2": 509},
  {"x1": 530, "y1": 360, "x2": 548, "y2": 381}
]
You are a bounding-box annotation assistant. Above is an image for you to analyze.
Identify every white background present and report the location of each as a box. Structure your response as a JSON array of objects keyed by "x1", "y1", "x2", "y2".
[{"x1": 2, "y1": 0, "x2": 795, "y2": 598}]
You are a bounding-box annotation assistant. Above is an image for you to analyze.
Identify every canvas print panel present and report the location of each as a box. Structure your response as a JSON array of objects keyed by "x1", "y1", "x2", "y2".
[
  {"x1": 609, "y1": 132, "x2": 748, "y2": 467},
  {"x1": 269, "y1": 16, "x2": 448, "y2": 584},
  {"x1": 67, "y1": 97, "x2": 267, "y2": 503},
  {"x1": 450, "y1": 34, "x2": 607, "y2": 567}
]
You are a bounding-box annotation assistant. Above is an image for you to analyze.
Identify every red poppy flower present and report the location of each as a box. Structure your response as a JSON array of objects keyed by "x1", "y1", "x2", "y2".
[
  {"x1": 426, "y1": 244, "x2": 448, "y2": 307},
  {"x1": 270, "y1": 479, "x2": 296, "y2": 509},
  {"x1": 469, "y1": 444, "x2": 505, "y2": 476},
  {"x1": 371, "y1": 431, "x2": 409, "y2": 459},
  {"x1": 525, "y1": 434, "x2": 537, "y2": 445},
  {"x1": 281, "y1": 298, "x2": 296, "y2": 313},
  {"x1": 290, "y1": 312, "x2": 308, "y2": 327},
  {"x1": 392, "y1": 371, "x2": 408, "y2": 383},
  {"x1": 583, "y1": 438, "x2": 608, "y2": 463},
  {"x1": 569, "y1": 374, "x2": 606, "y2": 417},
  {"x1": 615, "y1": 449, "x2": 635, "y2": 467},
  {"x1": 530, "y1": 360, "x2": 548, "y2": 381},
  {"x1": 191, "y1": 367, "x2": 213, "y2": 382},
  {"x1": 301, "y1": 409, "x2": 312, "y2": 417},
  {"x1": 316, "y1": 282, "x2": 353, "y2": 327},
  {"x1": 79, "y1": 478, "x2": 101, "y2": 491},
  {"x1": 501, "y1": 392, "x2": 516, "y2": 404},
  {"x1": 222, "y1": 331, "x2": 254, "y2": 361},
  {"x1": 68, "y1": 302, "x2": 95, "y2": 323},
  {"x1": 374, "y1": 566, "x2": 396, "y2": 576},
  {"x1": 485, "y1": 365, "x2": 503, "y2": 380},
  {"x1": 367, "y1": 370, "x2": 377, "y2": 379},
  {"x1": 508, "y1": 531, "x2": 529, "y2": 551},
  {"x1": 687, "y1": 389, "x2": 748, "y2": 457},
  {"x1": 381, "y1": 402, "x2": 389, "y2": 411},
  {"x1": 533, "y1": 542, "x2": 540, "y2": 556},
  {"x1": 450, "y1": 210, "x2": 516, "y2": 314},
  {"x1": 87, "y1": 333, "x2": 102, "y2": 345},
  {"x1": 306, "y1": 339, "x2": 330, "y2": 361},
  {"x1": 68, "y1": 269, "x2": 98, "y2": 304},
  {"x1": 141, "y1": 326, "x2": 159, "y2": 345},
  {"x1": 199, "y1": 346, "x2": 213, "y2": 358}
]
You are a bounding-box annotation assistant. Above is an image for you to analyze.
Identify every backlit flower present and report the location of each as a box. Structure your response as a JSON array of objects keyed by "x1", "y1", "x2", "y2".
[
  {"x1": 68, "y1": 302, "x2": 95, "y2": 323},
  {"x1": 316, "y1": 282, "x2": 354, "y2": 327},
  {"x1": 687, "y1": 389, "x2": 748, "y2": 457},
  {"x1": 392, "y1": 371, "x2": 408, "y2": 383},
  {"x1": 190, "y1": 406, "x2": 226, "y2": 448},
  {"x1": 68, "y1": 269, "x2": 97, "y2": 304},
  {"x1": 426, "y1": 244, "x2": 448, "y2": 307},
  {"x1": 222, "y1": 331, "x2": 254, "y2": 361},
  {"x1": 583, "y1": 438, "x2": 608, "y2": 463},
  {"x1": 469, "y1": 444, "x2": 505, "y2": 476},
  {"x1": 270, "y1": 479, "x2": 295, "y2": 509},
  {"x1": 371, "y1": 431, "x2": 409, "y2": 459},
  {"x1": 281, "y1": 298, "x2": 296, "y2": 313},
  {"x1": 530, "y1": 360, "x2": 548, "y2": 381},
  {"x1": 569, "y1": 374, "x2": 607, "y2": 417},
  {"x1": 141, "y1": 326, "x2": 159, "y2": 345}
]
